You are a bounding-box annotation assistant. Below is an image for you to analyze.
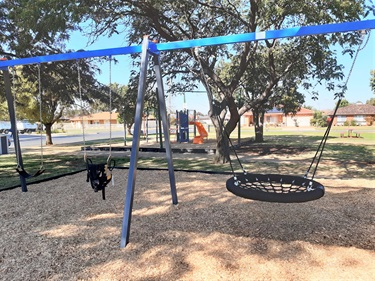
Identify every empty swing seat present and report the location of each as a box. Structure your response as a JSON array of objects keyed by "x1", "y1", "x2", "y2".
[{"x1": 226, "y1": 173, "x2": 324, "y2": 203}]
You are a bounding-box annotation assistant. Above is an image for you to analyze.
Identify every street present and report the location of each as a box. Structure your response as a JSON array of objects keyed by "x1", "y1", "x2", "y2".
[{"x1": 8, "y1": 130, "x2": 127, "y2": 148}]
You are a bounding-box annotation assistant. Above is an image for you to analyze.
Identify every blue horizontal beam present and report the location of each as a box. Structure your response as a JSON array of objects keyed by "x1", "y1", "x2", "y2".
[
  {"x1": 0, "y1": 45, "x2": 142, "y2": 69},
  {"x1": 1, "y1": 19, "x2": 375, "y2": 69},
  {"x1": 155, "y1": 19, "x2": 375, "y2": 51}
]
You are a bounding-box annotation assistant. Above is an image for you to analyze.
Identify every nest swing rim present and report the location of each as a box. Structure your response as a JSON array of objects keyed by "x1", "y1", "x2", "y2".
[{"x1": 226, "y1": 173, "x2": 325, "y2": 203}]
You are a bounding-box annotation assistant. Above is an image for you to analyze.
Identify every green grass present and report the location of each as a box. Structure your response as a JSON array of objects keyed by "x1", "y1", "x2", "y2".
[
  {"x1": 0, "y1": 153, "x2": 232, "y2": 190},
  {"x1": 1, "y1": 128, "x2": 374, "y2": 191}
]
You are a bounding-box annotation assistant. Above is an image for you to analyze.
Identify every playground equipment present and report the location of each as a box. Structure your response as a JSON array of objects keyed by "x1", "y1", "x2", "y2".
[
  {"x1": 176, "y1": 110, "x2": 208, "y2": 144},
  {"x1": 77, "y1": 58, "x2": 115, "y2": 200},
  {"x1": 189, "y1": 121, "x2": 208, "y2": 144},
  {"x1": 1, "y1": 19, "x2": 374, "y2": 247},
  {"x1": 176, "y1": 110, "x2": 189, "y2": 143},
  {"x1": 195, "y1": 34, "x2": 369, "y2": 203}
]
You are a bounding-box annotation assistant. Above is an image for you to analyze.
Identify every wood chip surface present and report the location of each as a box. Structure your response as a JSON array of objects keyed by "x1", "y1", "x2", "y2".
[{"x1": 0, "y1": 169, "x2": 374, "y2": 280}]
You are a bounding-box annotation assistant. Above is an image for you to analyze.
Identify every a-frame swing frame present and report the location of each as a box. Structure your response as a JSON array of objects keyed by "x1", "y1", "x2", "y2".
[
  {"x1": 1, "y1": 19, "x2": 374, "y2": 248},
  {"x1": 120, "y1": 37, "x2": 178, "y2": 248}
]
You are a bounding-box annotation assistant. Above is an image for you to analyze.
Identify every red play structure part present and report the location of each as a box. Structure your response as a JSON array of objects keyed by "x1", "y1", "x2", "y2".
[{"x1": 189, "y1": 121, "x2": 208, "y2": 144}]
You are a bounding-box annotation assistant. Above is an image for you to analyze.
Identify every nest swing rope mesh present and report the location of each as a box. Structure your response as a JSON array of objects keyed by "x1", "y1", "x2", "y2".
[
  {"x1": 226, "y1": 174, "x2": 325, "y2": 203},
  {"x1": 227, "y1": 30, "x2": 370, "y2": 203},
  {"x1": 196, "y1": 30, "x2": 370, "y2": 203},
  {"x1": 222, "y1": 127, "x2": 325, "y2": 203}
]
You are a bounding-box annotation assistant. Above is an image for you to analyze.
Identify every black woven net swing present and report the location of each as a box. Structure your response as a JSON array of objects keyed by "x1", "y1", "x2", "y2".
[
  {"x1": 195, "y1": 29, "x2": 369, "y2": 203},
  {"x1": 227, "y1": 35, "x2": 371, "y2": 203},
  {"x1": 224, "y1": 126, "x2": 327, "y2": 203}
]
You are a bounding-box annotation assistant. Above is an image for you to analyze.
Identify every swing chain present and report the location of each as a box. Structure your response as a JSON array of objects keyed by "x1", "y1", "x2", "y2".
[
  {"x1": 37, "y1": 63, "x2": 44, "y2": 170},
  {"x1": 107, "y1": 55, "x2": 113, "y2": 165},
  {"x1": 77, "y1": 60, "x2": 87, "y2": 162}
]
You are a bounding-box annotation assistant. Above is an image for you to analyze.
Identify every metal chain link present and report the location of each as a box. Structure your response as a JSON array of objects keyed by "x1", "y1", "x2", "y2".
[
  {"x1": 37, "y1": 64, "x2": 44, "y2": 169},
  {"x1": 77, "y1": 60, "x2": 87, "y2": 161},
  {"x1": 108, "y1": 56, "x2": 112, "y2": 163}
]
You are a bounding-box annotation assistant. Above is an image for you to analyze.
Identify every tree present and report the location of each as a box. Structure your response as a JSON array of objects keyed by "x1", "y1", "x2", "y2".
[
  {"x1": 218, "y1": 43, "x2": 306, "y2": 142},
  {"x1": 310, "y1": 110, "x2": 328, "y2": 127},
  {"x1": 79, "y1": 1, "x2": 367, "y2": 162},
  {"x1": 0, "y1": 1, "x2": 105, "y2": 145},
  {"x1": 337, "y1": 99, "x2": 350, "y2": 108},
  {"x1": 3, "y1": 1, "x2": 369, "y2": 162},
  {"x1": 10, "y1": 60, "x2": 106, "y2": 144},
  {"x1": 371, "y1": 69, "x2": 375, "y2": 94},
  {"x1": 111, "y1": 83, "x2": 134, "y2": 135}
]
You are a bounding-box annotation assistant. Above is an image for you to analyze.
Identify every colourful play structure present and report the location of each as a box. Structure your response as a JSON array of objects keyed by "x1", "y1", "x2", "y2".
[{"x1": 175, "y1": 110, "x2": 208, "y2": 144}]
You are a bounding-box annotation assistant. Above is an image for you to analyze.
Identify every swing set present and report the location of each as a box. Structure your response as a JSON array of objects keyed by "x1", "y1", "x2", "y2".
[{"x1": 1, "y1": 19, "x2": 374, "y2": 248}]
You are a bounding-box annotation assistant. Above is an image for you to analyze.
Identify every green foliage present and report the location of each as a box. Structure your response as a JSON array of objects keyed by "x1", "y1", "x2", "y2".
[
  {"x1": 338, "y1": 99, "x2": 350, "y2": 107},
  {"x1": 85, "y1": 0, "x2": 366, "y2": 156},
  {"x1": 343, "y1": 120, "x2": 358, "y2": 126},
  {"x1": 366, "y1": 97, "x2": 375, "y2": 106},
  {"x1": 0, "y1": 1, "x2": 106, "y2": 144},
  {"x1": 111, "y1": 82, "x2": 134, "y2": 131},
  {"x1": 310, "y1": 110, "x2": 328, "y2": 127}
]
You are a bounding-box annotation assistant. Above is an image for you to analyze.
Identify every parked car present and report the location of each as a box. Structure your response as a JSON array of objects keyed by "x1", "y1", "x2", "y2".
[
  {"x1": 16, "y1": 120, "x2": 38, "y2": 134},
  {"x1": 0, "y1": 120, "x2": 38, "y2": 134},
  {"x1": 0, "y1": 121, "x2": 11, "y2": 134}
]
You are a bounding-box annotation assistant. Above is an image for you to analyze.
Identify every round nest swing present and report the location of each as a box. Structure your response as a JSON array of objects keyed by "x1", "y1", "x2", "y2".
[{"x1": 226, "y1": 173, "x2": 325, "y2": 203}]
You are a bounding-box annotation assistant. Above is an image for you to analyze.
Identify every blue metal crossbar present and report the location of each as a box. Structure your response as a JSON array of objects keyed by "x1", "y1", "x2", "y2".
[
  {"x1": 1, "y1": 19, "x2": 375, "y2": 68},
  {"x1": 153, "y1": 19, "x2": 375, "y2": 52}
]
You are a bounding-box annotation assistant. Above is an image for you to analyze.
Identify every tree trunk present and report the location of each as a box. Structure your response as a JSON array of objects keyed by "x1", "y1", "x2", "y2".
[
  {"x1": 208, "y1": 95, "x2": 239, "y2": 164},
  {"x1": 214, "y1": 127, "x2": 231, "y2": 163},
  {"x1": 45, "y1": 124, "x2": 53, "y2": 145},
  {"x1": 127, "y1": 124, "x2": 132, "y2": 135},
  {"x1": 211, "y1": 113, "x2": 237, "y2": 164},
  {"x1": 253, "y1": 109, "x2": 265, "y2": 143}
]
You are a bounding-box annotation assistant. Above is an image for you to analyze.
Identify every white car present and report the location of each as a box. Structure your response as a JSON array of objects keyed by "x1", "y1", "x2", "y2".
[
  {"x1": 0, "y1": 121, "x2": 11, "y2": 134},
  {"x1": 16, "y1": 120, "x2": 38, "y2": 134}
]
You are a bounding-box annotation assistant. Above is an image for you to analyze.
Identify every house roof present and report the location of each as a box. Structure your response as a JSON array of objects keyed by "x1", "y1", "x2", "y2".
[
  {"x1": 331, "y1": 104, "x2": 375, "y2": 115},
  {"x1": 243, "y1": 107, "x2": 314, "y2": 116},
  {"x1": 70, "y1": 112, "x2": 118, "y2": 121}
]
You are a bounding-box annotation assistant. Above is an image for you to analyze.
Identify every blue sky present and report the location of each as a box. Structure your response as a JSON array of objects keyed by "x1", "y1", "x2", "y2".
[{"x1": 67, "y1": 19, "x2": 375, "y2": 114}]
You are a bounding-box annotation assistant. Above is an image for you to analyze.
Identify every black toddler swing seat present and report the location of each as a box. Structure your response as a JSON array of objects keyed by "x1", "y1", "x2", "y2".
[{"x1": 86, "y1": 158, "x2": 115, "y2": 200}]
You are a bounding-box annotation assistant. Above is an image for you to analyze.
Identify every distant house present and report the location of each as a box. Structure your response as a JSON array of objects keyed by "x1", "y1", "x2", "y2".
[
  {"x1": 330, "y1": 103, "x2": 375, "y2": 126},
  {"x1": 70, "y1": 112, "x2": 119, "y2": 128},
  {"x1": 242, "y1": 107, "x2": 314, "y2": 127}
]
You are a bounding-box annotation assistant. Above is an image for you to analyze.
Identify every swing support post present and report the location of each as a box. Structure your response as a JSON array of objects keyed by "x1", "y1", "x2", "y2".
[
  {"x1": 2, "y1": 69, "x2": 28, "y2": 192},
  {"x1": 120, "y1": 36, "x2": 178, "y2": 248},
  {"x1": 153, "y1": 53, "x2": 178, "y2": 205}
]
